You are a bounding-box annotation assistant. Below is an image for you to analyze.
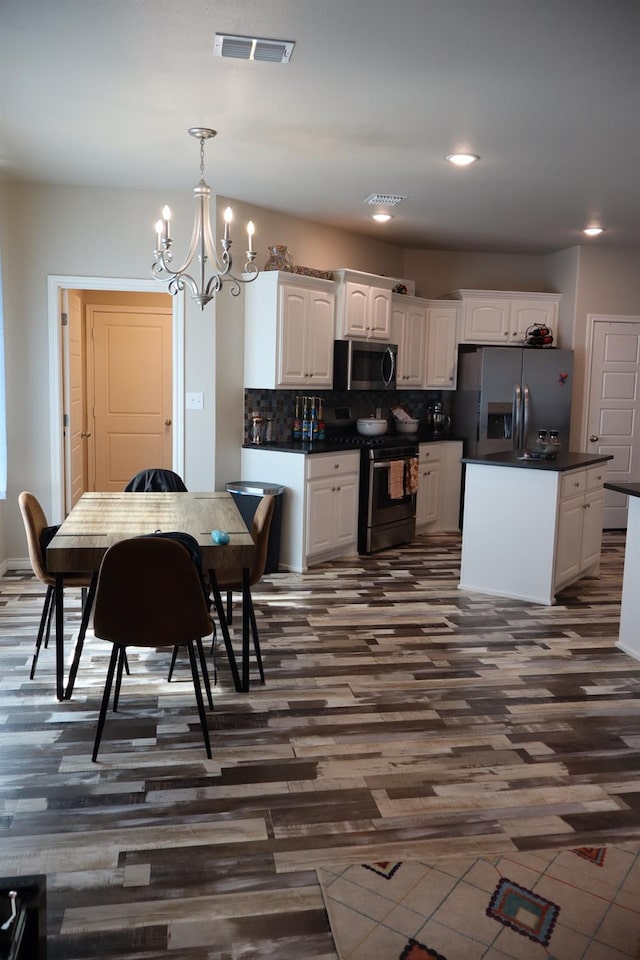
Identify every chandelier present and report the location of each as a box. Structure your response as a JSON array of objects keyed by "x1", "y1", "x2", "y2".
[{"x1": 152, "y1": 128, "x2": 258, "y2": 309}]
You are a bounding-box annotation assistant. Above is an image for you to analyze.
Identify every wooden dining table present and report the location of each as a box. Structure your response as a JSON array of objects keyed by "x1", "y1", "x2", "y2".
[{"x1": 46, "y1": 491, "x2": 257, "y2": 700}]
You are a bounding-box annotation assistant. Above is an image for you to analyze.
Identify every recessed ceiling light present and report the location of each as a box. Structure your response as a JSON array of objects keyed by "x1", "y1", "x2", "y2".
[
  {"x1": 371, "y1": 213, "x2": 393, "y2": 223},
  {"x1": 583, "y1": 226, "x2": 605, "y2": 237},
  {"x1": 445, "y1": 153, "x2": 480, "y2": 166}
]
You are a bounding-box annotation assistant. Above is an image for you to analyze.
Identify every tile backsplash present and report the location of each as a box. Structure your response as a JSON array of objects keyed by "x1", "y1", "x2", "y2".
[{"x1": 244, "y1": 389, "x2": 449, "y2": 443}]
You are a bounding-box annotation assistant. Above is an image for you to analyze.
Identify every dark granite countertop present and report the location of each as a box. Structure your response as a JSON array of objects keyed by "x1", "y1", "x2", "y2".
[
  {"x1": 242, "y1": 434, "x2": 463, "y2": 455},
  {"x1": 604, "y1": 481, "x2": 640, "y2": 498},
  {"x1": 461, "y1": 450, "x2": 613, "y2": 472}
]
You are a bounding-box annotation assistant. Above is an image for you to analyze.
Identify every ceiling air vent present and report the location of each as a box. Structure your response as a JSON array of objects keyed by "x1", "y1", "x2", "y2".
[
  {"x1": 213, "y1": 33, "x2": 295, "y2": 63},
  {"x1": 364, "y1": 194, "x2": 408, "y2": 206}
]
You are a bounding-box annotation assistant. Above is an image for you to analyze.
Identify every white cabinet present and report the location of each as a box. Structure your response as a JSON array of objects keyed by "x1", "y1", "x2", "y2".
[
  {"x1": 454, "y1": 290, "x2": 561, "y2": 345},
  {"x1": 416, "y1": 442, "x2": 462, "y2": 531},
  {"x1": 459, "y1": 458, "x2": 609, "y2": 604},
  {"x1": 425, "y1": 302, "x2": 459, "y2": 389},
  {"x1": 244, "y1": 271, "x2": 335, "y2": 389},
  {"x1": 332, "y1": 269, "x2": 394, "y2": 341},
  {"x1": 305, "y1": 453, "x2": 359, "y2": 560},
  {"x1": 392, "y1": 297, "x2": 459, "y2": 390},
  {"x1": 554, "y1": 465, "x2": 606, "y2": 590},
  {"x1": 240, "y1": 447, "x2": 359, "y2": 572},
  {"x1": 392, "y1": 296, "x2": 427, "y2": 388}
]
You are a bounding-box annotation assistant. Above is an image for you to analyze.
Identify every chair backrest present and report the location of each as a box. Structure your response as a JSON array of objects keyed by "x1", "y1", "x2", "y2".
[
  {"x1": 18, "y1": 491, "x2": 51, "y2": 584},
  {"x1": 124, "y1": 468, "x2": 188, "y2": 492},
  {"x1": 93, "y1": 537, "x2": 212, "y2": 648},
  {"x1": 248, "y1": 494, "x2": 275, "y2": 586}
]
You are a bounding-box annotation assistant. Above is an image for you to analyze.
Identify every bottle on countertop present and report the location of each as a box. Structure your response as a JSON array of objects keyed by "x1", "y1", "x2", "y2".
[
  {"x1": 310, "y1": 397, "x2": 318, "y2": 442},
  {"x1": 317, "y1": 397, "x2": 326, "y2": 441},
  {"x1": 292, "y1": 396, "x2": 301, "y2": 441},
  {"x1": 301, "y1": 396, "x2": 310, "y2": 441}
]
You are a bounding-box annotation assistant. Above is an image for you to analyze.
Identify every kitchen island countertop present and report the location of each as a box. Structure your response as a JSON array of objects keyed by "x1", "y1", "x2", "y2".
[{"x1": 461, "y1": 450, "x2": 613, "y2": 472}]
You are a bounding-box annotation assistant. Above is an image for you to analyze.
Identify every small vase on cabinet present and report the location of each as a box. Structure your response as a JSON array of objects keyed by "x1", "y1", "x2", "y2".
[{"x1": 264, "y1": 245, "x2": 293, "y2": 271}]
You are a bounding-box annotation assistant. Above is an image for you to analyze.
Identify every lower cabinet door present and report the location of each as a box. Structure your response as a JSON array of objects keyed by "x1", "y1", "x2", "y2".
[
  {"x1": 555, "y1": 494, "x2": 584, "y2": 586},
  {"x1": 581, "y1": 487, "x2": 605, "y2": 568}
]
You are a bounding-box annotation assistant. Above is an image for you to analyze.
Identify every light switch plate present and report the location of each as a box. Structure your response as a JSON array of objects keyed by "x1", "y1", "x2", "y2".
[{"x1": 186, "y1": 392, "x2": 204, "y2": 410}]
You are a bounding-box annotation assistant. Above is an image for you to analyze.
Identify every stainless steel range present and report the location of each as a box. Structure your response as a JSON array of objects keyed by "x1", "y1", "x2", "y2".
[{"x1": 325, "y1": 407, "x2": 418, "y2": 554}]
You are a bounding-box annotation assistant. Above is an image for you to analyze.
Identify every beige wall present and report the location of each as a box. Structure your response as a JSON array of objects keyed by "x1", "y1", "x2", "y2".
[{"x1": 402, "y1": 248, "x2": 555, "y2": 299}]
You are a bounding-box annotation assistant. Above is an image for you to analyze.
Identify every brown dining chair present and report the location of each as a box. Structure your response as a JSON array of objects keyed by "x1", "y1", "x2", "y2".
[
  {"x1": 212, "y1": 493, "x2": 275, "y2": 685},
  {"x1": 18, "y1": 491, "x2": 96, "y2": 684},
  {"x1": 91, "y1": 536, "x2": 215, "y2": 761}
]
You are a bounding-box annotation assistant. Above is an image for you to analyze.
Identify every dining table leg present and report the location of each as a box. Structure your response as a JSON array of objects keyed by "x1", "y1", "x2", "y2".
[
  {"x1": 208, "y1": 569, "x2": 242, "y2": 693},
  {"x1": 55, "y1": 573, "x2": 65, "y2": 701}
]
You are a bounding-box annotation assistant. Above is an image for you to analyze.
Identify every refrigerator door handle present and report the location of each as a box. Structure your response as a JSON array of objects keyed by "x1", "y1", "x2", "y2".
[
  {"x1": 523, "y1": 384, "x2": 530, "y2": 449},
  {"x1": 514, "y1": 384, "x2": 522, "y2": 449}
]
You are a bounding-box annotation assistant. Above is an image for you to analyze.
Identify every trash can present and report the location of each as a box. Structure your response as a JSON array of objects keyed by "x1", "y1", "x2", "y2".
[{"x1": 226, "y1": 481, "x2": 285, "y2": 574}]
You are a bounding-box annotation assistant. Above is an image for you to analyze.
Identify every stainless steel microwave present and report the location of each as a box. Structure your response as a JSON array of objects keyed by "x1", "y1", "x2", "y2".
[{"x1": 333, "y1": 340, "x2": 397, "y2": 390}]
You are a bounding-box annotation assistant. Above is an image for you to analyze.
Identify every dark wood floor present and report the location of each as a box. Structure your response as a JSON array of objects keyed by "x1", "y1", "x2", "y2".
[{"x1": 1, "y1": 531, "x2": 639, "y2": 958}]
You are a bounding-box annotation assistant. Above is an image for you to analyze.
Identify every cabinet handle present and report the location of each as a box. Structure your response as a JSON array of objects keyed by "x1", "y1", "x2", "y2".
[
  {"x1": 336, "y1": 485, "x2": 341, "y2": 492},
  {"x1": 334, "y1": 463, "x2": 339, "y2": 469},
  {"x1": 574, "y1": 481, "x2": 580, "y2": 488},
  {"x1": 589, "y1": 435, "x2": 599, "y2": 442},
  {"x1": 584, "y1": 502, "x2": 591, "y2": 509}
]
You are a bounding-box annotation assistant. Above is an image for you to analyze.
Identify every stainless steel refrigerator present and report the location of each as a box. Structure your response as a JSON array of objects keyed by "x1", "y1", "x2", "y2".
[{"x1": 453, "y1": 345, "x2": 574, "y2": 456}]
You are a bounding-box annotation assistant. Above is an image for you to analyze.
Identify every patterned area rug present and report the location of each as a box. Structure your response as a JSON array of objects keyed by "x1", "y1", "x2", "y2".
[{"x1": 318, "y1": 844, "x2": 640, "y2": 959}]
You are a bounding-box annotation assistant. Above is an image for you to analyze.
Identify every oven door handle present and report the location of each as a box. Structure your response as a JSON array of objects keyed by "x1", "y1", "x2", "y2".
[{"x1": 373, "y1": 458, "x2": 413, "y2": 469}]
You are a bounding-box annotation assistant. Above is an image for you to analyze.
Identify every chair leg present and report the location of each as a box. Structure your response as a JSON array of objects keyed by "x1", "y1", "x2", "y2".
[
  {"x1": 247, "y1": 593, "x2": 265, "y2": 684},
  {"x1": 123, "y1": 650, "x2": 130, "y2": 675},
  {"x1": 196, "y1": 638, "x2": 214, "y2": 710},
  {"x1": 92, "y1": 645, "x2": 119, "y2": 762},
  {"x1": 64, "y1": 574, "x2": 98, "y2": 699},
  {"x1": 209, "y1": 621, "x2": 218, "y2": 685},
  {"x1": 226, "y1": 590, "x2": 233, "y2": 625},
  {"x1": 30, "y1": 586, "x2": 54, "y2": 679},
  {"x1": 186, "y1": 641, "x2": 212, "y2": 759},
  {"x1": 167, "y1": 646, "x2": 179, "y2": 682},
  {"x1": 113, "y1": 647, "x2": 126, "y2": 711}
]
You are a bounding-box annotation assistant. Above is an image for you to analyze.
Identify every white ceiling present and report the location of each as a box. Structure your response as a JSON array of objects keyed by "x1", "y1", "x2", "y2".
[{"x1": 3, "y1": 0, "x2": 640, "y2": 255}]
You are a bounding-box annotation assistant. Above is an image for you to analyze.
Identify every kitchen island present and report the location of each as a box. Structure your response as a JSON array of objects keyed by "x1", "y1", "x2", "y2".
[
  {"x1": 460, "y1": 450, "x2": 612, "y2": 605},
  {"x1": 603, "y1": 481, "x2": 640, "y2": 661}
]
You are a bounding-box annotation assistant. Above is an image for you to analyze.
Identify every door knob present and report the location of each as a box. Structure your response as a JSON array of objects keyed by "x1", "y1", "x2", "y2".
[
  {"x1": 80, "y1": 431, "x2": 91, "y2": 438},
  {"x1": 165, "y1": 419, "x2": 172, "y2": 426},
  {"x1": 589, "y1": 434, "x2": 599, "y2": 442}
]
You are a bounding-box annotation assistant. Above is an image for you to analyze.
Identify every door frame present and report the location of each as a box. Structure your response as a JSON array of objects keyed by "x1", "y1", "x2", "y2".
[{"x1": 47, "y1": 275, "x2": 184, "y2": 521}]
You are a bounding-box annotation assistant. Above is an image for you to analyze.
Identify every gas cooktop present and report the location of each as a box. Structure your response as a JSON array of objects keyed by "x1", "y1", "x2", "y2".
[{"x1": 327, "y1": 432, "x2": 417, "y2": 448}]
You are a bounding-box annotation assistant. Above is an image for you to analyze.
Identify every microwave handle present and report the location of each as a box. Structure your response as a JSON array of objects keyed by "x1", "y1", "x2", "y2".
[{"x1": 382, "y1": 347, "x2": 395, "y2": 386}]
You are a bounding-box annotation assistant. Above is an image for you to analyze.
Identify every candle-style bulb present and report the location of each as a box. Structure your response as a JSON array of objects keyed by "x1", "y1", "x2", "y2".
[
  {"x1": 161, "y1": 205, "x2": 171, "y2": 242},
  {"x1": 247, "y1": 220, "x2": 255, "y2": 252},
  {"x1": 223, "y1": 206, "x2": 233, "y2": 241},
  {"x1": 155, "y1": 219, "x2": 164, "y2": 250}
]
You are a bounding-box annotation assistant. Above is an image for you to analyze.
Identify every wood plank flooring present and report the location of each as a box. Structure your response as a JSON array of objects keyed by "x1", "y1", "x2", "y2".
[{"x1": 1, "y1": 531, "x2": 639, "y2": 958}]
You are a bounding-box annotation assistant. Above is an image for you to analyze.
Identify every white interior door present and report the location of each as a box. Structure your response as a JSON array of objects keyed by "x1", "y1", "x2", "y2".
[
  {"x1": 586, "y1": 317, "x2": 640, "y2": 528},
  {"x1": 87, "y1": 304, "x2": 173, "y2": 491}
]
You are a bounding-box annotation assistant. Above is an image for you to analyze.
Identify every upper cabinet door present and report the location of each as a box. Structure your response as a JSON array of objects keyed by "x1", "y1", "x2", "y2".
[
  {"x1": 509, "y1": 299, "x2": 559, "y2": 342},
  {"x1": 426, "y1": 304, "x2": 459, "y2": 389},
  {"x1": 462, "y1": 297, "x2": 510, "y2": 342},
  {"x1": 306, "y1": 290, "x2": 335, "y2": 385},
  {"x1": 368, "y1": 287, "x2": 392, "y2": 339},
  {"x1": 278, "y1": 286, "x2": 308, "y2": 385},
  {"x1": 343, "y1": 283, "x2": 369, "y2": 337}
]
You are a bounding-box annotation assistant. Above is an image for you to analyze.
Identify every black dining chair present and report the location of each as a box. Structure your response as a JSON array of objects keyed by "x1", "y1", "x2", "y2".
[
  {"x1": 91, "y1": 536, "x2": 215, "y2": 761},
  {"x1": 124, "y1": 468, "x2": 188, "y2": 492}
]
